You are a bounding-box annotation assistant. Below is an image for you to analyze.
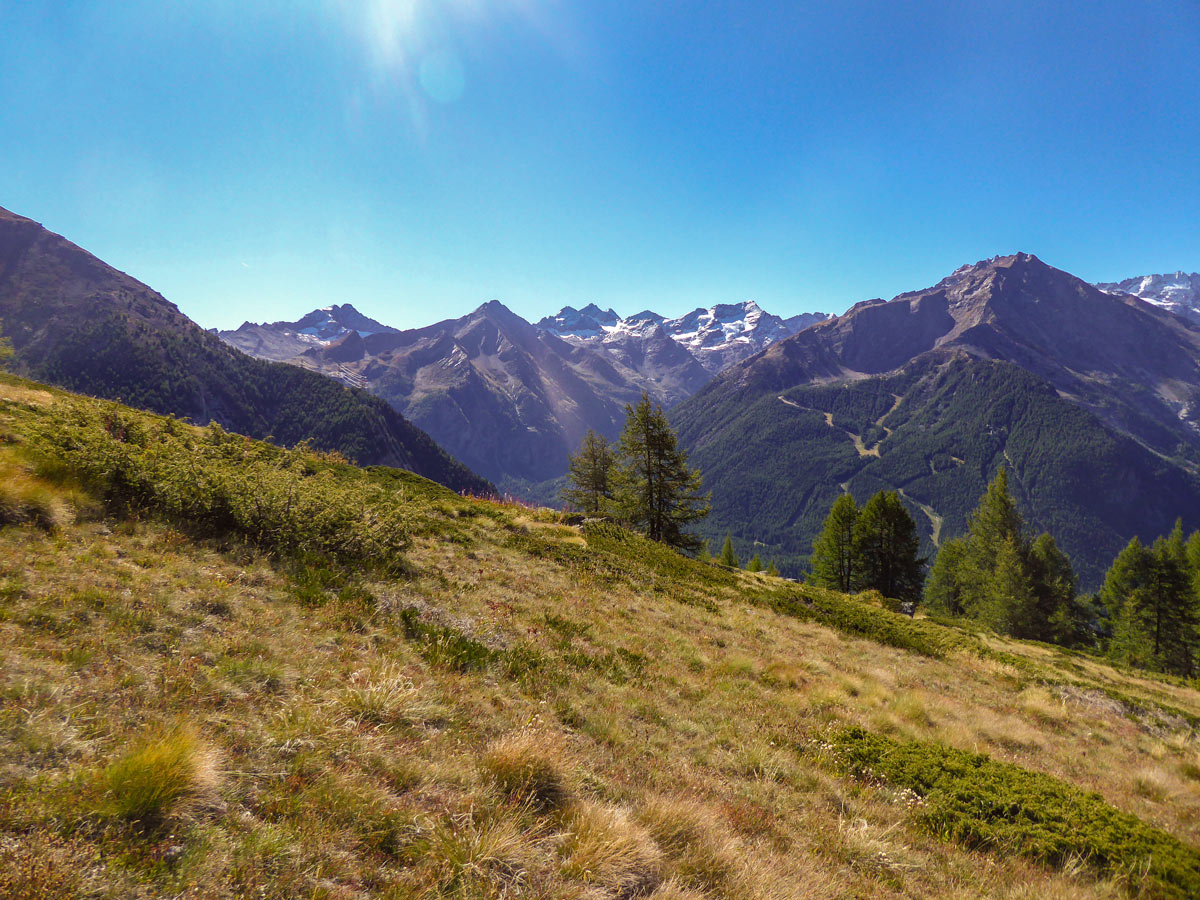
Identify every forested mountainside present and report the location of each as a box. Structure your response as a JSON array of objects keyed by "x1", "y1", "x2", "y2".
[
  {"x1": 0, "y1": 206, "x2": 489, "y2": 494},
  {"x1": 674, "y1": 254, "x2": 1200, "y2": 586},
  {"x1": 3, "y1": 372, "x2": 1200, "y2": 900}
]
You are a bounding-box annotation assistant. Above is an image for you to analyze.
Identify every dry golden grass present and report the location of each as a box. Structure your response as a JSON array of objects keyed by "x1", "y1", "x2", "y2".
[
  {"x1": 0, "y1": 451, "x2": 72, "y2": 529},
  {"x1": 97, "y1": 726, "x2": 222, "y2": 825},
  {"x1": 4, "y1": 508, "x2": 1197, "y2": 898},
  {"x1": 4, "y1": 381, "x2": 1200, "y2": 898},
  {"x1": 560, "y1": 801, "x2": 663, "y2": 897},
  {"x1": 482, "y1": 728, "x2": 574, "y2": 810}
]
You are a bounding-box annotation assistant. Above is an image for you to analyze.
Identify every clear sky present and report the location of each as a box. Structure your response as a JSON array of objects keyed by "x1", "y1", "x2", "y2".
[{"x1": 2, "y1": 1, "x2": 1197, "y2": 330}]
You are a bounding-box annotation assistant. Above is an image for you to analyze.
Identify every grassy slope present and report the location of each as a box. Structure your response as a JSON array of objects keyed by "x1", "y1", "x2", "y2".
[{"x1": 3, "y1": 374, "x2": 1200, "y2": 900}]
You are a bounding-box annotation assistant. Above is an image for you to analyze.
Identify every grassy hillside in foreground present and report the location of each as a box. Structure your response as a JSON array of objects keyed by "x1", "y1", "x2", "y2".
[{"x1": 3, "y1": 374, "x2": 1200, "y2": 900}]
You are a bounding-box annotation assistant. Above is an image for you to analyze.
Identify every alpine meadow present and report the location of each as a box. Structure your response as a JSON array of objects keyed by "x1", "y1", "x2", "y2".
[{"x1": 3, "y1": 3, "x2": 1200, "y2": 899}]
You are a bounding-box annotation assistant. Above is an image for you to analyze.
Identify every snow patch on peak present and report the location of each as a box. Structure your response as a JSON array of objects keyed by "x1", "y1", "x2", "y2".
[
  {"x1": 536, "y1": 298, "x2": 832, "y2": 373},
  {"x1": 1096, "y1": 272, "x2": 1200, "y2": 324}
]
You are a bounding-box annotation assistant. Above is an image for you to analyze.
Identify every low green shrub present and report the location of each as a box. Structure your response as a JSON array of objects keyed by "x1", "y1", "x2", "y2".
[
  {"x1": 828, "y1": 726, "x2": 1200, "y2": 899},
  {"x1": 762, "y1": 586, "x2": 970, "y2": 658},
  {"x1": 398, "y1": 607, "x2": 496, "y2": 672},
  {"x1": 28, "y1": 401, "x2": 413, "y2": 572}
]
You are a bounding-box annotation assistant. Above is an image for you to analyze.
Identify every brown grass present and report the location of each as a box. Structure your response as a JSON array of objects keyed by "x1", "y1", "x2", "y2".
[
  {"x1": 482, "y1": 728, "x2": 574, "y2": 810},
  {"x1": 3, "y1": 380, "x2": 1200, "y2": 899}
]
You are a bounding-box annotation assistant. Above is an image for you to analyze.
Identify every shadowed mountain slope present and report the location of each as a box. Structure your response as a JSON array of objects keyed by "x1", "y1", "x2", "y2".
[
  {"x1": 0, "y1": 206, "x2": 489, "y2": 494},
  {"x1": 284, "y1": 300, "x2": 685, "y2": 488}
]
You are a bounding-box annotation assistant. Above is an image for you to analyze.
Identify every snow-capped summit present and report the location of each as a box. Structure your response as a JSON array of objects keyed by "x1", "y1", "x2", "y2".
[
  {"x1": 537, "y1": 299, "x2": 830, "y2": 373},
  {"x1": 535, "y1": 303, "x2": 620, "y2": 337},
  {"x1": 1096, "y1": 272, "x2": 1200, "y2": 324},
  {"x1": 662, "y1": 301, "x2": 795, "y2": 366},
  {"x1": 288, "y1": 303, "x2": 397, "y2": 343},
  {"x1": 220, "y1": 303, "x2": 397, "y2": 360}
]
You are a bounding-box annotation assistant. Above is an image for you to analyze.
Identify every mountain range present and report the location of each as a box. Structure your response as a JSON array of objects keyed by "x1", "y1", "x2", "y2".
[
  {"x1": 535, "y1": 301, "x2": 828, "y2": 372},
  {"x1": 220, "y1": 298, "x2": 828, "y2": 496},
  {"x1": 0, "y1": 206, "x2": 490, "y2": 495},
  {"x1": 5, "y1": 201, "x2": 1200, "y2": 587},
  {"x1": 673, "y1": 254, "x2": 1200, "y2": 587}
]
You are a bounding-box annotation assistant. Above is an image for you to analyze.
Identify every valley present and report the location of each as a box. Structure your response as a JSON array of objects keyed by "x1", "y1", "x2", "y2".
[{"x1": 4, "y1": 6, "x2": 1198, "y2": 899}]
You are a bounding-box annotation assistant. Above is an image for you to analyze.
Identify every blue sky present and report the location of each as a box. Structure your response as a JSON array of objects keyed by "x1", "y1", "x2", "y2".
[{"x1": 2, "y1": 1, "x2": 1197, "y2": 330}]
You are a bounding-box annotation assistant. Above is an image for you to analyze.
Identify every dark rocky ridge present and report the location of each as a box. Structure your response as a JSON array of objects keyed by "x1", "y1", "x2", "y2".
[{"x1": 0, "y1": 206, "x2": 490, "y2": 494}]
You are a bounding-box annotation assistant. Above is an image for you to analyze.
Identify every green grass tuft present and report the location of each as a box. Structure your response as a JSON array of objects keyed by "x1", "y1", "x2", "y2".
[{"x1": 98, "y1": 727, "x2": 218, "y2": 825}]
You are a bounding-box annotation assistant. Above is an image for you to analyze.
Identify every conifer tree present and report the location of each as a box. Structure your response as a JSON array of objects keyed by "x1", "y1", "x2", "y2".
[
  {"x1": 925, "y1": 538, "x2": 967, "y2": 617},
  {"x1": 853, "y1": 491, "x2": 925, "y2": 607},
  {"x1": 0, "y1": 321, "x2": 13, "y2": 368},
  {"x1": 979, "y1": 535, "x2": 1034, "y2": 634},
  {"x1": 766, "y1": 561, "x2": 779, "y2": 577},
  {"x1": 810, "y1": 493, "x2": 860, "y2": 592},
  {"x1": 1154, "y1": 521, "x2": 1196, "y2": 675},
  {"x1": 1097, "y1": 523, "x2": 1199, "y2": 674},
  {"x1": 1102, "y1": 536, "x2": 1155, "y2": 668},
  {"x1": 718, "y1": 534, "x2": 739, "y2": 568},
  {"x1": 561, "y1": 429, "x2": 615, "y2": 515},
  {"x1": 609, "y1": 395, "x2": 710, "y2": 550},
  {"x1": 926, "y1": 468, "x2": 1082, "y2": 643},
  {"x1": 747, "y1": 553, "x2": 763, "y2": 572},
  {"x1": 958, "y1": 468, "x2": 1025, "y2": 609},
  {"x1": 1028, "y1": 532, "x2": 1080, "y2": 644}
]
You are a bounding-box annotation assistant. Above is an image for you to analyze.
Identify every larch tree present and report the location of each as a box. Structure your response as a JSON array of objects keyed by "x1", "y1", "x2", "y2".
[
  {"x1": 852, "y1": 490, "x2": 925, "y2": 608},
  {"x1": 0, "y1": 321, "x2": 13, "y2": 367},
  {"x1": 926, "y1": 468, "x2": 1083, "y2": 643},
  {"x1": 562, "y1": 429, "x2": 615, "y2": 515},
  {"x1": 718, "y1": 534, "x2": 739, "y2": 568},
  {"x1": 609, "y1": 394, "x2": 710, "y2": 551},
  {"x1": 810, "y1": 493, "x2": 860, "y2": 592}
]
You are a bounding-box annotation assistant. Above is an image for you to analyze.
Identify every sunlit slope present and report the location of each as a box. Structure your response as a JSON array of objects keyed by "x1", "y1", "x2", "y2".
[{"x1": 2, "y1": 373, "x2": 1200, "y2": 899}]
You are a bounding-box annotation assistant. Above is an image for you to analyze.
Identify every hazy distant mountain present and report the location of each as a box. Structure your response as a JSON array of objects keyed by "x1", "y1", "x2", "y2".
[
  {"x1": 0, "y1": 206, "x2": 489, "y2": 494},
  {"x1": 539, "y1": 300, "x2": 830, "y2": 373},
  {"x1": 221, "y1": 303, "x2": 398, "y2": 361},
  {"x1": 261, "y1": 300, "x2": 700, "y2": 490},
  {"x1": 673, "y1": 254, "x2": 1200, "y2": 586},
  {"x1": 1096, "y1": 272, "x2": 1200, "y2": 324}
]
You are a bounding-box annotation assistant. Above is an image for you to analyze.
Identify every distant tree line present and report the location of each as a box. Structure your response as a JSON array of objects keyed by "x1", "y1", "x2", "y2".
[
  {"x1": 843, "y1": 466, "x2": 1200, "y2": 679},
  {"x1": 569, "y1": 393, "x2": 1199, "y2": 679}
]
